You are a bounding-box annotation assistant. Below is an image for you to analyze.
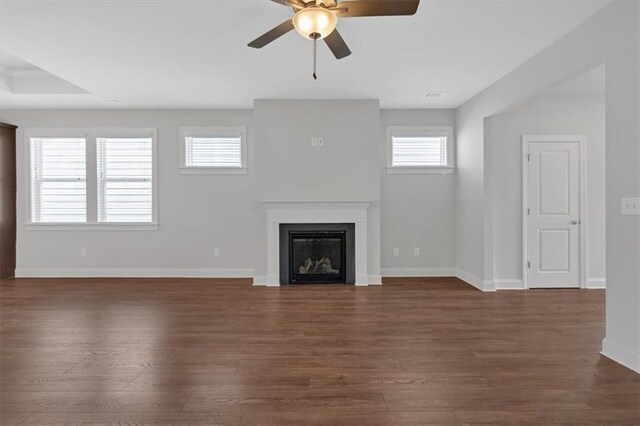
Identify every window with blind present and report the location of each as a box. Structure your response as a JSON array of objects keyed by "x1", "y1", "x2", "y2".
[
  {"x1": 180, "y1": 127, "x2": 247, "y2": 174},
  {"x1": 30, "y1": 137, "x2": 87, "y2": 223},
  {"x1": 97, "y1": 137, "x2": 153, "y2": 223},
  {"x1": 387, "y1": 127, "x2": 454, "y2": 174},
  {"x1": 26, "y1": 128, "x2": 157, "y2": 228}
]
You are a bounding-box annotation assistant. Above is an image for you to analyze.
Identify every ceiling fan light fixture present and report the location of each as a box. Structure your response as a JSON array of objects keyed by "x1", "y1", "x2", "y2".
[{"x1": 292, "y1": 6, "x2": 337, "y2": 40}]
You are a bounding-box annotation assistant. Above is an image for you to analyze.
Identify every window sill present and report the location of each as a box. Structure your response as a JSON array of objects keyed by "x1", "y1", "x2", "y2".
[
  {"x1": 25, "y1": 223, "x2": 159, "y2": 231},
  {"x1": 179, "y1": 167, "x2": 248, "y2": 175},
  {"x1": 386, "y1": 166, "x2": 455, "y2": 175}
]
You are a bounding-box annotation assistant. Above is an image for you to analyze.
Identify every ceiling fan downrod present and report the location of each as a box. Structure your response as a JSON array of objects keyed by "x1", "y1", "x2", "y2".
[{"x1": 311, "y1": 32, "x2": 319, "y2": 80}]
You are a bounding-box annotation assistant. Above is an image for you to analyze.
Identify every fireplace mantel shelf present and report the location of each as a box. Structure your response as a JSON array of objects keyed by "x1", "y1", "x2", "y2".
[{"x1": 261, "y1": 200, "x2": 374, "y2": 208}]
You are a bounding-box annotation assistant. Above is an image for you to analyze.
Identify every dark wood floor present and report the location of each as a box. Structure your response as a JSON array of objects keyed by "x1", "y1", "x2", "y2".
[{"x1": 0, "y1": 278, "x2": 638, "y2": 425}]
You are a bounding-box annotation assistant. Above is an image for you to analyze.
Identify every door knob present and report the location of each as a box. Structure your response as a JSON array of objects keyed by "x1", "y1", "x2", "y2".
[{"x1": 570, "y1": 220, "x2": 579, "y2": 225}]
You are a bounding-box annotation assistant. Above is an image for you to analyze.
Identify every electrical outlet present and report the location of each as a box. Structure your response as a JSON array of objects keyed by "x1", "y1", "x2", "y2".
[
  {"x1": 622, "y1": 198, "x2": 640, "y2": 215},
  {"x1": 214, "y1": 248, "x2": 220, "y2": 257},
  {"x1": 311, "y1": 138, "x2": 318, "y2": 147},
  {"x1": 317, "y1": 137, "x2": 324, "y2": 147},
  {"x1": 80, "y1": 248, "x2": 87, "y2": 257},
  {"x1": 414, "y1": 248, "x2": 420, "y2": 256},
  {"x1": 393, "y1": 248, "x2": 399, "y2": 257}
]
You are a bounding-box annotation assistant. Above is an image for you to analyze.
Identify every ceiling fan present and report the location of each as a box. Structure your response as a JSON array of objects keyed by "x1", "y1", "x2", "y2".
[{"x1": 248, "y1": 0, "x2": 420, "y2": 79}]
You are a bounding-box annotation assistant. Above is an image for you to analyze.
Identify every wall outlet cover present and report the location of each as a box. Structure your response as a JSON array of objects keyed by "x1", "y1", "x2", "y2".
[{"x1": 622, "y1": 198, "x2": 640, "y2": 215}]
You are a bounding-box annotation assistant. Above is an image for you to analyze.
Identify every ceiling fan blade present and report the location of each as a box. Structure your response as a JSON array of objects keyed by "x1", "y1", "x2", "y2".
[
  {"x1": 334, "y1": 0, "x2": 419, "y2": 17},
  {"x1": 248, "y1": 20, "x2": 295, "y2": 49},
  {"x1": 324, "y1": 29, "x2": 351, "y2": 59},
  {"x1": 270, "y1": 0, "x2": 304, "y2": 9}
]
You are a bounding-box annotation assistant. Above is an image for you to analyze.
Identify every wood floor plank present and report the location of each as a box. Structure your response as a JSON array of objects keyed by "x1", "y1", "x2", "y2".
[
  {"x1": 125, "y1": 373, "x2": 311, "y2": 391},
  {"x1": 454, "y1": 409, "x2": 640, "y2": 425},
  {"x1": 383, "y1": 388, "x2": 592, "y2": 412},
  {"x1": 182, "y1": 388, "x2": 388, "y2": 414},
  {"x1": 240, "y1": 410, "x2": 460, "y2": 425},
  {"x1": 0, "y1": 412, "x2": 32, "y2": 426},
  {"x1": 21, "y1": 412, "x2": 243, "y2": 425},
  {"x1": 0, "y1": 278, "x2": 637, "y2": 424},
  {"x1": 0, "y1": 390, "x2": 193, "y2": 413},
  {"x1": 0, "y1": 374, "x2": 137, "y2": 391}
]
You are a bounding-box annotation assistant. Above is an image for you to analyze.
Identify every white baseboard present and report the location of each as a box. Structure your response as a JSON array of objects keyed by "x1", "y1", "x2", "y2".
[
  {"x1": 381, "y1": 267, "x2": 456, "y2": 277},
  {"x1": 252, "y1": 275, "x2": 279, "y2": 287},
  {"x1": 456, "y1": 268, "x2": 496, "y2": 292},
  {"x1": 355, "y1": 274, "x2": 369, "y2": 286},
  {"x1": 586, "y1": 278, "x2": 606, "y2": 289},
  {"x1": 367, "y1": 275, "x2": 383, "y2": 285},
  {"x1": 601, "y1": 338, "x2": 640, "y2": 374},
  {"x1": 494, "y1": 279, "x2": 525, "y2": 290},
  {"x1": 15, "y1": 268, "x2": 255, "y2": 279},
  {"x1": 489, "y1": 277, "x2": 604, "y2": 290}
]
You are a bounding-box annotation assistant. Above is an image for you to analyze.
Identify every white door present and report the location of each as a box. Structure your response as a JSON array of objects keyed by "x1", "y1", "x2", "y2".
[{"x1": 524, "y1": 138, "x2": 582, "y2": 288}]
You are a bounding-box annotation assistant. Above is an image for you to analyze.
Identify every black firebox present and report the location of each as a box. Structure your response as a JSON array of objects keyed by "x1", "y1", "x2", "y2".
[{"x1": 279, "y1": 223, "x2": 355, "y2": 285}]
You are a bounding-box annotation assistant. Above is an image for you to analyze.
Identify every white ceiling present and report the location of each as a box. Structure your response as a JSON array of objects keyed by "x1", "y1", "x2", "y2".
[{"x1": 0, "y1": 0, "x2": 609, "y2": 109}]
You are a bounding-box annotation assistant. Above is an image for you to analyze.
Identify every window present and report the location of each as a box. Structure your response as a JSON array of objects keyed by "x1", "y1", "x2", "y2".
[
  {"x1": 30, "y1": 137, "x2": 87, "y2": 223},
  {"x1": 26, "y1": 128, "x2": 157, "y2": 229},
  {"x1": 180, "y1": 127, "x2": 247, "y2": 174},
  {"x1": 387, "y1": 126, "x2": 454, "y2": 174},
  {"x1": 97, "y1": 137, "x2": 153, "y2": 223}
]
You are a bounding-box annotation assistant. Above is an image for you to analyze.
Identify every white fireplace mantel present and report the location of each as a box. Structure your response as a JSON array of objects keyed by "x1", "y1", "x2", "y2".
[{"x1": 256, "y1": 200, "x2": 374, "y2": 287}]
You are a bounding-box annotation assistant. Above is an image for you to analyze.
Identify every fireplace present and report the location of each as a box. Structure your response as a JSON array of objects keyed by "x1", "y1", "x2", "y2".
[{"x1": 280, "y1": 223, "x2": 355, "y2": 285}]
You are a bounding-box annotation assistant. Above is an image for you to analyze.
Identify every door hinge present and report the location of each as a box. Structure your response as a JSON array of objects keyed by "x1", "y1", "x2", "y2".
[
  {"x1": 527, "y1": 261, "x2": 531, "y2": 269},
  {"x1": 527, "y1": 154, "x2": 531, "y2": 162},
  {"x1": 527, "y1": 208, "x2": 530, "y2": 216}
]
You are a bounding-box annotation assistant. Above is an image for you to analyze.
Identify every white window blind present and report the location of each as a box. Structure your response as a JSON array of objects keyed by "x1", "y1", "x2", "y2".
[
  {"x1": 185, "y1": 135, "x2": 242, "y2": 168},
  {"x1": 392, "y1": 135, "x2": 448, "y2": 167},
  {"x1": 30, "y1": 137, "x2": 87, "y2": 223},
  {"x1": 97, "y1": 137, "x2": 153, "y2": 223}
]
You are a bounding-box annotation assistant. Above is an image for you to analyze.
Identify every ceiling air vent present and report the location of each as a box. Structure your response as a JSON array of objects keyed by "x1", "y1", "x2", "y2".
[{"x1": 424, "y1": 92, "x2": 446, "y2": 99}]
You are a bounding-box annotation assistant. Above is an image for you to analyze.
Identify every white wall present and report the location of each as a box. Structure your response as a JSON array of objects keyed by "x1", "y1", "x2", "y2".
[
  {"x1": 252, "y1": 100, "x2": 382, "y2": 281},
  {"x1": 379, "y1": 109, "x2": 456, "y2": 276},
  {"x1": 488, "y1": 91, "x2": 606, "y2": 288},
  {"x1": 455, "y1": 1, "x2": 639, "y2": 371},
  {"x1": 1, "y1": 104, "x2": 458, "y2": 281},
  {"x1": 4, "y1": 109, "x2": 257, "y2": 277}
]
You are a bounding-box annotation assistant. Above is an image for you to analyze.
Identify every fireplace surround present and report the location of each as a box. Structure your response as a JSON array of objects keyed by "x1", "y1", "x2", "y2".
[
  {"x1": 257, "y1": 200, "x2": 374, "y2": 286},
  {"x1": 279, "y1": 223, "x2": 355, "y2": 285}
]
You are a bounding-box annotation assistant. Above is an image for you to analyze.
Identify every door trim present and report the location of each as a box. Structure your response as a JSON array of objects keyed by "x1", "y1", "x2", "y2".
[{"x1": 522, "y1": 135, "x2": 587, "y2": 289}]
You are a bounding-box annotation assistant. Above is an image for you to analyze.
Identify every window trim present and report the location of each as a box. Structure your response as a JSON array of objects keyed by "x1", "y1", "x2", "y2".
[
  {"x1": 24, "y1": 127, "x2": 158, "y2": 230},
  {"x1": 386, "y1": 126, "x2": 455, "y2": 174},
  {"x1": 179, "y1": 126, "x2": 247, "y2": 175}
]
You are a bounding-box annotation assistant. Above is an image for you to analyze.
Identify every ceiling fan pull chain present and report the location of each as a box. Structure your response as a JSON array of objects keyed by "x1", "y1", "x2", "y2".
[{"x1": 313, "y1": 36, "x2": 318, "y2": 80}]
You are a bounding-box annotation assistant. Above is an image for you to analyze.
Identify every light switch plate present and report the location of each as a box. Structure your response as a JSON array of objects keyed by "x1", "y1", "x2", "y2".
[
  {"x1": 621, "y1": 198, "x2": 640, "y2": 215},
  {"x1": 311, "y1": 138, "x2": 318, "y2": 147}
]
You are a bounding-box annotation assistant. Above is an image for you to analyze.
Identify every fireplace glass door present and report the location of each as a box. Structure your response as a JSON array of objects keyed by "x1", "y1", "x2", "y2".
[{"x1": 289, "y1": 231, "x2": 346, "y2": 284}]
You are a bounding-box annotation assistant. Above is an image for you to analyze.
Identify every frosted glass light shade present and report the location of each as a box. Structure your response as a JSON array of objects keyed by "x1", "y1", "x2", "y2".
[{"x1": 292, "y1": 7, "x2": 337, "y2": 39}]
